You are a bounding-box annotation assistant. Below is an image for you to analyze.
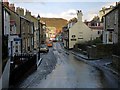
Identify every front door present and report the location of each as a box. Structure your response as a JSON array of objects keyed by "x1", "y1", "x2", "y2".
[{"x1": 107, "y1": 31, "x2": 113, "y2": 44}]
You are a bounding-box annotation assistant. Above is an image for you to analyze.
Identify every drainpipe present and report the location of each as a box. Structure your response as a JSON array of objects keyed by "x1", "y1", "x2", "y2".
[
  {"x1": 20, "y1": 17, "x2": 22, "y2": 53},
  {"x1": 33, "y1": 22, "x2": 34, "y2": 50},
  {"x1": 68, "y1": 29, "x2": 69, "y2": 50},
  {"x1": 2, "y1": 2, "x2": 4, "y2": 38}
]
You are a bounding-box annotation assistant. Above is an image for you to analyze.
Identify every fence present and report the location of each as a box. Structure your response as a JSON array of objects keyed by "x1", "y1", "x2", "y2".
[{"x1": 9, "y1": 54, "x2": 37, "y2": 86}]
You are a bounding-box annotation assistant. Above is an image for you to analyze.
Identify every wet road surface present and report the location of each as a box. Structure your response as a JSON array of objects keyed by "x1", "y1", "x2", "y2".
[
  {"x1": 28, "y1": 43, "x2": 105, "y2": 88},
  {"x1": 17, "y1": 42, "x2": 119, "y2": 88}
]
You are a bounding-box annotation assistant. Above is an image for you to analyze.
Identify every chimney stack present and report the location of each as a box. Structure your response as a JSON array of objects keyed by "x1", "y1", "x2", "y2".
[
  {"x1": 77, "y1": 10, "x2": 83, "y2": 22},
  {"x1": 25, "y1": 10, "x2": 31, "y2": 17},
  {"x1": 3, "y1": 0, "x2": 9, "y2": 7},
  {"x1": 9, "y1": 4, "x2": 15, "y2": 12},
  {"x1": 116, "y1": 2, "x2": 120, "y2": 6},
  {"x1": 16, "y1": 7, "x2": 24, "y2": 16}
]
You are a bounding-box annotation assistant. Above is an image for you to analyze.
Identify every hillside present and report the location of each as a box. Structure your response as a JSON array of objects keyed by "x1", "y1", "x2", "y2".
[{"x1": 41, "y1": 17, "x2": 68, "y2": 33}]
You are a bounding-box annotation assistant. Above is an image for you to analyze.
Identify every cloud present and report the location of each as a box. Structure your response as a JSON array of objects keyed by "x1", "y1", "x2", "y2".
[
  {"x1": 8, "y1": 0, "x2": 119, "y2": 3},
  {"x1": 60, "y1": 9, "x2": 77, "y2": 19},
  {"x1": 31, "y1": 2, "x2": 117, "y2": 22},
  {"x1": 32, "y1": 9, "x2": 77, "y2": 21},
  {"x1": 83, "y1": 13, "x2": 98, "y2": 21},
  {"x1": 32, "y1": 9, "x2": 98, "y2": 21},
  {"x1": 83, "y1": 9, "x2": 98, "y2": 21},
  {"x1": 101, "y1": 2, "x2": 116, "y2": 8}
]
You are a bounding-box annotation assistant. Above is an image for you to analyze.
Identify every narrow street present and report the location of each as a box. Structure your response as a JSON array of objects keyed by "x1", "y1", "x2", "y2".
[
  {"x1": 2, "y1": 1, "x2": 120, "y2": 89},
  {"x1": 16, "y1": 42, "x2": 119, "y2": 88}
]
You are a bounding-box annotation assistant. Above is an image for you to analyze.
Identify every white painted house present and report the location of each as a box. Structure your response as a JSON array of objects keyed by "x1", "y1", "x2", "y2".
[
  {"x1": 9, "y1": 20, "x2": 21, "y2": 57},
  {"x1": 84, "y1": 21, "x2": 103, "y2": 40},
  {"x1": 68, "y1": 10, "x2": 92, "y2": 49},
  {"x1": 2, "y1": 4, "x2": 11, "y2": 89}
]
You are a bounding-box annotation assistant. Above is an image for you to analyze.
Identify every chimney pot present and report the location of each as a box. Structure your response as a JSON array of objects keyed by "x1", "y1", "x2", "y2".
[
  {"x1": 9, "y1": 4, "x2": 15, "y2": 12},
  {"x1": 77, "y1": 10, "x2": 83, "y2": 22},
  {"x1": 3, "y1": 0, "x2": 9, "y2": 7}
]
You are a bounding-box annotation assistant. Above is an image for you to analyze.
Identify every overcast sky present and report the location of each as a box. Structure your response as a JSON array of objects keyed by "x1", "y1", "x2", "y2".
[{"x1": 8, "y1": 0, "x2": 118, "y2": 21}]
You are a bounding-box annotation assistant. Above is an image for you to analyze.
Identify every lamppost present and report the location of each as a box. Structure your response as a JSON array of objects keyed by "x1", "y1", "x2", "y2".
[{"x1": 37, "y1": 14, "x2": 40, "y2": 59}]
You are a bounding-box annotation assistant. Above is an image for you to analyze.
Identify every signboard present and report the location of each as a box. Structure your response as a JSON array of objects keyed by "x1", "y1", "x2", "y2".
[
  {"x1": 107, "y1": 29, "x2": 114, "y2": 31},
  {"x1": 71, "y1": 39, "x2": 76, "y2": 41},
  {"x1": 14, "y1": 38, "x2": 21, "y2": 41}
]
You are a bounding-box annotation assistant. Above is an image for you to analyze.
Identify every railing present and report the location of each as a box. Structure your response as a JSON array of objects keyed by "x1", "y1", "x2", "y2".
[{"x1": 9, "y1": 54, "x2": 37, "y2": 86}]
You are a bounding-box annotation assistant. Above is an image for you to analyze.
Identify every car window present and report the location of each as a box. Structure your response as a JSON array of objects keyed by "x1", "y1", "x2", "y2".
[
  {"x1": 41, "y1": 44, "x2": 47, "y2": 48},
  {"x1": 48, "y1": 42, "x2": 52, "y2": 44}
]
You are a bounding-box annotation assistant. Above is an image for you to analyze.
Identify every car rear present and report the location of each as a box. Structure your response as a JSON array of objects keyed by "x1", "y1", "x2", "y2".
[{"x1": 47, "y1": 41, "x2": 53, "y2": 47}]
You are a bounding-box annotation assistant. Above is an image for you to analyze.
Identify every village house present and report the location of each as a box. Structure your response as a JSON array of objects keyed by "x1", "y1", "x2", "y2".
[
  {"x1": 63, "y1": 11, "x2": 105, "y2": 49},
  {"x1": 103, "y1": 3, "x2": 120, "y2": 44},
  {"x1": 10, "y1": 20, "x2": 21, "y2": 55},
  {"x1": 46, "y1": 27, "x2": 57, "y2": 41},
  {"x1": 84, "y1": 16, "x2": 103, "y2": 41},
  {"x1": 63, "y1": 10, "x2": 92, "y2": 49},
  {"x1": 15, "y1": 8, "x2": 34, "y2": 53},
  {"x1": 62, "y1": 18, "x2": 77, "y2": 49},
  {"x1": 41, "y1": 17, "x2": 67, "y2": 41},
  {"x1": 3, "y1": 3, "x2": 35, "y2": 55},
  {"x1": 20, "y1": 16, "x2": 34, "y2": 53},
  {"x1": 3, "y1": 3, "x2": 22, "y2": 57},
  {"x1": 24, "y1": 10, "x2": 39, "y2": 50},
  {"x1": 40, "y1": 21, "x2": 46, "y2": 44},
  {"x1": 1, "y1": 0, "x2": 40, "y2": 88},
  {"x1": 62, "y1": 25, "x2": 69, "y2": 49},
  {"x1": 99, "y1": 5, "x2": 114, "y2": 22}
]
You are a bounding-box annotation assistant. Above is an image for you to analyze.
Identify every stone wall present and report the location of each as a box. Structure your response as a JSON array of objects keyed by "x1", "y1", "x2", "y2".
[
  {"x1": 87, "y1": 45, "x2": 97, "y2": 59},
  {"x1": 87, "y1": 44, "x2": 113, "y2": 59},
  {"x1": 112, "y1": 55, "x2": 120, "y2": 71}
]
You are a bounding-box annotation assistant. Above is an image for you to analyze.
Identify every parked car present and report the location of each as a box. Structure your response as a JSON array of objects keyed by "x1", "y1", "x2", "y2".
[
  {"x1": 47, "y1": 41, "x2": 53, "y2": 47},
  {"x1": 40, "y1": 44, "x2": 49, "y2": 53}
]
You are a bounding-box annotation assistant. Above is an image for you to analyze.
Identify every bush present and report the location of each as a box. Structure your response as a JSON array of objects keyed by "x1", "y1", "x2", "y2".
[
  {"x1": 77, "y1": 43, "x2": 88, "y2": 51},
  {"x1": 86, "y1": 37, "x2": 102, "y2": 45}
]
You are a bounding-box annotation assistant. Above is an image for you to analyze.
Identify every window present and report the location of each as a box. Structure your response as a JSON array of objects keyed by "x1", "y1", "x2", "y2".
[
  {"x1": 109, "y1": 31, "x2": 112, "y2": 42},
  {"x1": 15, "y1": 42, "x2": 18, "y2": 44},
  {"x1": 78, "y1": 32, "x2": 83, "y2": 39},
  {"x1": 79, "y1": 32, "x2": 83, "y2": 34},
  {"x1": 15, "y1": 49, "x2": 18, "y2": 52},
  {"x1": 16, "y1": 46, "x2": 18, "y2": 49},
  {"x1": 72, "y1": 35, "x2": 76, "y2": 38},
  {"x1": 114, "y1": 12, "x2": 117, "y2": 25},
  {"x1": 107, "y1": 16, "x2": 110, "y2": 27},
  {"x1": 98, "y1": 31, "x2": 100, "y2": 34}
]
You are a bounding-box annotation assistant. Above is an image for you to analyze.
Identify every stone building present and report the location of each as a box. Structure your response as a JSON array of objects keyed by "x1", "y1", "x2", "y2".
[
  {"x1": 20, "y1": 16, "x2": 34, "y2": 53},
  {"x1": 84, "y1": 16, "x2": 103, "y2": 41},
  {"x1": 99, "y1": 6, "x2": 114, "y2": 22},
  {"x1": 25, "y1": 10, "x2": 40, "y2": 50},
  {"x1": 103, "y1": 3, "x2": 120, "y2": 44},
  {"x1": 4, "y1": 3, "x2": 20, "y2": 35},
  {"x1": 40, "y1": 21, "x2": 46, "y2": 44}
]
